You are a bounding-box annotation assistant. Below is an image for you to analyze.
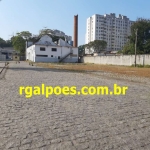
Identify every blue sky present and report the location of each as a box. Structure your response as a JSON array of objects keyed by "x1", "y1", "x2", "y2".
[{"x1": 0, "y1": 0, "x2": 150, "y2": 45}]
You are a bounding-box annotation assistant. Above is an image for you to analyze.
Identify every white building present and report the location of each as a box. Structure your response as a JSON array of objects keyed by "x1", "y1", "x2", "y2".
[
  {"x1": 85, "y1": 13, "x2": 134, "y2": 53},
  {"x1": 26, "y1": 35, "x2": 78, "y2": 63}
]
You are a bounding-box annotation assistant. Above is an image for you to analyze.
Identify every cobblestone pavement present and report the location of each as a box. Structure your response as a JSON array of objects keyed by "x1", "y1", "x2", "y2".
[
  {"x1": 0, "y1": 62, "x2": 5, "y2": 71},
  {"x1": 0, "y1": 62, "x2": 6, "y2": 79},
  {"x1": 0, "y1": 62, "x2": 150, "y2": 150}
]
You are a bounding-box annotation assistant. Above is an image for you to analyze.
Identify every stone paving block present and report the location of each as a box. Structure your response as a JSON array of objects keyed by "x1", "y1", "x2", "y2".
[{"x1": 0, "y1": 62, "x2": 150, "y2": 149}]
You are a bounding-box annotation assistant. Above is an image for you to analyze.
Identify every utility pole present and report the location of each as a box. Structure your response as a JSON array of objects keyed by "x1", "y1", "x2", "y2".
[{"x1": 134, "y1": 29, "x2": 138, "y2": 67}]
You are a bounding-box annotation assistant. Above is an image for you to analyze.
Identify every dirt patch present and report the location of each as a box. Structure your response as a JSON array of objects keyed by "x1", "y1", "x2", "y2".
[{"x1": 36, "y1": 63, "x2": 150, "y2": 78}]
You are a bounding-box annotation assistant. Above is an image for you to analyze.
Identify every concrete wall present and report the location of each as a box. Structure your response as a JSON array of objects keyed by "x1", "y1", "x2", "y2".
[
  {"x1": 81, "y1": 55, "x2": 150, "y2": 66},
  {"x1": 0, "y1": 55, "x2": 6, "y2": 61},
  {"x1": 35, "y1": 57, "x2": 58, "y2": 62}
]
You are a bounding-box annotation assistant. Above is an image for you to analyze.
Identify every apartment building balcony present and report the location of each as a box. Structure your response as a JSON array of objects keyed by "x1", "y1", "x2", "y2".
[
  {"x1": 102, "y1": 33, "x2": 107, "y2": 35},
  {"x1": 100, "y1": 23, "x2": 105, "y2": 26},
  {"x1": 99, "y1": 20, "x2": 104, "y2": 23},
  {"x1": 124, "y1": 34, "x2": 128, "y2": 36},
  {"x1": 102, "y1": 36, "x2": 106, "y2": 39},
  {"x1": 111, "y1": 31, "x2": 115, "y2": 34},
  {"x1": 111, "y1": 41, "x2": 115, "y2": 45},
  {"x1": 111, "y1": 38, "x2": 115, "y2": 40},
  {"x1": 101, "y1": 27, "x2": 107, "y2": 30}
]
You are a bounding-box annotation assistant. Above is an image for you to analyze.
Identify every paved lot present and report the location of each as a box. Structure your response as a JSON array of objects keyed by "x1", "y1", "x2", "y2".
[
  {"x1": 0, "y1": 62, "x2": 5, "y2": 71},
  {"x1": 0, "y1": 62, "x2": 150, "y2": 150}
]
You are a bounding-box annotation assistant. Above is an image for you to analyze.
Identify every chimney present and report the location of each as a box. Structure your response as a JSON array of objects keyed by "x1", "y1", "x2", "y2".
[{"x1": 73, "y1": 15, "x2": 78, "y2": 47}]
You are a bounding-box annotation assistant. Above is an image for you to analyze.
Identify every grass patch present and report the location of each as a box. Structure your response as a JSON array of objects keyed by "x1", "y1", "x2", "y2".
[{"x1": 131, "y1": 64, "x2": 150, "y2": 68}]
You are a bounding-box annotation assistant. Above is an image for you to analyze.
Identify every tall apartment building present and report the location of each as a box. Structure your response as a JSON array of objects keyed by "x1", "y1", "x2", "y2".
[{"x1": 85, "y1": 13, "x2": 134, "y2": 52}]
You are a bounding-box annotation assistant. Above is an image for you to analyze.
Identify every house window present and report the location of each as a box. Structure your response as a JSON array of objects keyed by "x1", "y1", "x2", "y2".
[
  {"x1": 58, "y1": 56, "x2": 60, "y2": 59},
  {"x1": 52, "y1": 48, "x2": 57, "y2": 51},
  {"x1": 40, "y1": 47, "x2": 46, "y2": 51},
  {"x1": 36, "y1": 55, "x2": 48, "y2": 57},
  {"x1": 51, "y1": 55, "x2": 53, "y2": 57}
]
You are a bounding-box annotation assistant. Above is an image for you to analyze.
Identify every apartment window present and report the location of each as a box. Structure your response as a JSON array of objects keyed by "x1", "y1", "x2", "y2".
[
  {"x1": 40, "y1": 47, "x2": 46, "y2": 51},
  {"x1": 58, "y1": 56, "x2": 60, "y2": 59},
  {"x1": 52, "y1": 48, "x2": 57, "y2": 51},
  {"x1": 51, "y1": 55, "x2": 53, "y2": 57},
  {"x1": 36, "y1": 55, "x2": 48, "y2": 57}
]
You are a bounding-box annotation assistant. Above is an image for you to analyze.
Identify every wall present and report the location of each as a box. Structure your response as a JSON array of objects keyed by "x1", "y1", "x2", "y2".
[
  {"x1": 0, "y1": 55, "x2": 6, "y2": 61},
  {"x1": 26, "y1": 45, "x2": 35, "y2": 62},
  {"x1": 81, "y1": 55, "x2": 150, "y2": 66}
]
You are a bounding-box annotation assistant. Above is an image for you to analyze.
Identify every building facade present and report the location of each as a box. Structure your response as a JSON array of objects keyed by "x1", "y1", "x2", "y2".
[
  {"x1": 0, "y1": 47, "x2": 18, "y2": 59},
  {"x1": 26, "y1": 35, "x2": 78, "y2": 63},
  {"x1": 85, "y1": 13, "x2": 134, "y2": 52}
]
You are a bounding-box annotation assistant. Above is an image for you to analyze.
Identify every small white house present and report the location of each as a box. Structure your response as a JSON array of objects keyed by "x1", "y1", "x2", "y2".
[{"x1": 26, "y1": 35, "x2": 78, "y2": 63}]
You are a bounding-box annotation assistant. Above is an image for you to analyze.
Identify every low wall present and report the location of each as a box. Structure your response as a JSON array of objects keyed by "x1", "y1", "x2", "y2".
[
  {"x1": 81, "y1": 55, "x2": 150, "y2": 66},
  {"x1": 0, "y1": 55, "x2": 6, "y2": 61}
]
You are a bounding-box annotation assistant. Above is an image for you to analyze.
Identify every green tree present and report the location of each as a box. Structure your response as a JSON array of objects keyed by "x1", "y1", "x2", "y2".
[
  {"x1": 11, "y1": 31, "x2": 32, "y2": 55},
  {"x1": 85, "y1": 40, "x2": 107, "y2": 53},
  {"x1": 84, "y1": 42, "x2": 93, "y2": 54},
  {"x1": 17, "y1": 31, "x2": 32, "y2": 41},
  {"x1": 39, "y1": 29, "x2": 54, "y2": 36},
  {"x1": 122, "y1": 42, "x2": 135, "y2": 54},
  {"x1": 0, "y1": 38, "x2": 6, "y2": 48},
  {"x1": 143, "y1": 39, "x2": 150, "y2": 54},
  {"x1": 39, "y1": 29, "x2": 65, "y2": 41},
  {"x1": 94, "y1": 40, "x2": 107, "y2": 53},
  {"x1": 11, "y1": 36, "x2": 25, "y2": 55},
  {"x1": 78, "y1": 45, "x2": 87, "y2": 55},
  {"x1": 5, "y1": 40, "x2": 12, "y2": 47},
  {"x1": 124, "y1": 18, "x2": 150, "y2": 54},
  {"x1": 0, "y1": 38, "x2": 12, "y2": 48}
]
